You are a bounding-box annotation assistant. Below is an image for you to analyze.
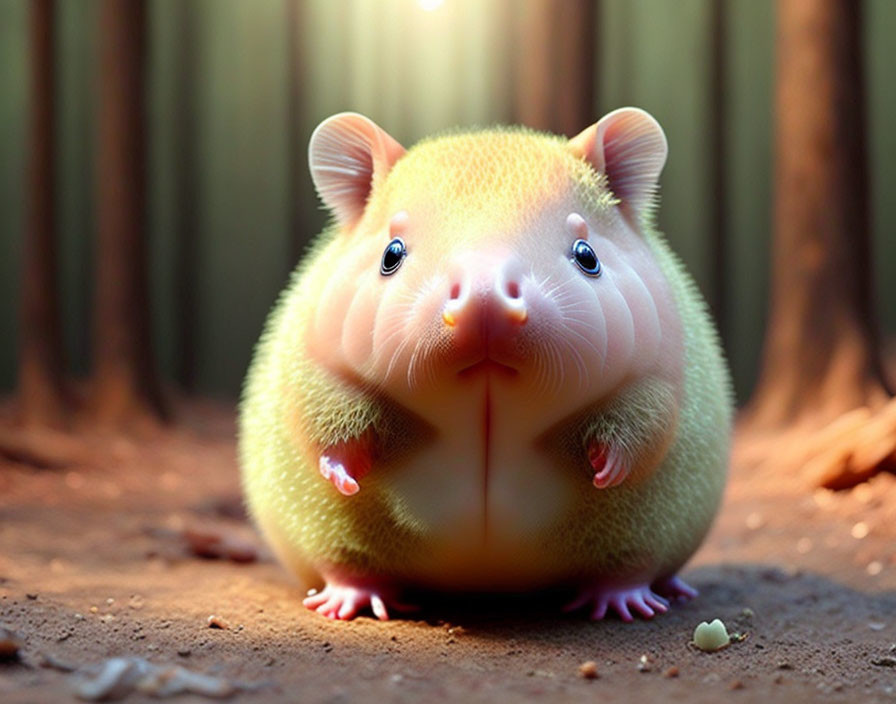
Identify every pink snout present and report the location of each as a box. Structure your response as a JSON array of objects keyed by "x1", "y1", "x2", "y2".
[{"x1": 442, "y1": 257, "x2": 528, "y2": 331}]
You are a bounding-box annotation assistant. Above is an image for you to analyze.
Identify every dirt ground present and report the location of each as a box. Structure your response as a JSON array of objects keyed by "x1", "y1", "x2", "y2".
[{"x1": 0, "y1": 402, "x2": 894, "y2": 703}]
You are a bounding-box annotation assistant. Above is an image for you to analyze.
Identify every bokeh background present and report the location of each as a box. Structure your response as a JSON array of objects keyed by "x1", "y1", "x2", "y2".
[{"x1": 0, "y1": 0, "x2": 894, "y2": 404}]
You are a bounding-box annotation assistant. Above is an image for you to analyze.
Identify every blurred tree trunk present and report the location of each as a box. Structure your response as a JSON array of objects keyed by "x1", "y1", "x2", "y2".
[
  {"x1": 553, "y1": 0, "x2": 596, "y2": 136},
  {"x1": 286, "y1": 0, "x2": 305, "y2": 264},
  {"x1": 513, "y1": 0, "x2": 596, "y2": 136},
  {"x1": 92, "y1": 0, "x2": 166, "y2": 426},
  {"x1": 172, "y1": 0, "x2": 198, "y2": 392},
  {"x1": 19, "y1": 0, "x2": 67, "y2": 428},
  {"x1": 708, "y1": 0, "x2": 728, "y2": 345},
  {"x1": 513, "y1": 0, "x2": 553, "y2": 131},
  {"x1": 1, "y1": 0, "x2": 89, "y2": 468},
  {"x1": 742, "y1": 0, "x2": 894, "y2": 488}
]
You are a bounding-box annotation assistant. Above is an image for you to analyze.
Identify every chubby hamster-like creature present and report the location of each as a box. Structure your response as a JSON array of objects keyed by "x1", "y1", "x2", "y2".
[{"x1": 239, "y1": 108, "x2": 732, "y2": 622}]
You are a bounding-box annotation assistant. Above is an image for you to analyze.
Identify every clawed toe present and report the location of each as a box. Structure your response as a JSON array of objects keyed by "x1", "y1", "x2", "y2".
[
  {"x1": 303, "y1": 583, "x2": 417, "y2": 621},
  {"x1": 565, "y1": 582, "x2": 677, "y2": 622},
  {"x1": 652, "y1": 575, "x2": 698, "y2": 602}
]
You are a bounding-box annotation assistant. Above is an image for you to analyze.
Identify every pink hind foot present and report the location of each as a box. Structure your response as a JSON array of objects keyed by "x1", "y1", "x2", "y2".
[
  {"x1": 651, "y1": 575, "x2": 698, "y2": 603},
  {"x1": 302, "y1": 580, "x2": 417, "y2": 621},
  {"x1": 563, "y1": 582, "x2": 670, "y2": 622}
]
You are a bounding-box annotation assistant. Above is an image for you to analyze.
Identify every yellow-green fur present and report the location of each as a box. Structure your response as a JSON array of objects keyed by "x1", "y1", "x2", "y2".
[
  {"x1": 546, "y1": 236, "x2": 732, "y2": 580},
  {"x1": 239, "y1": 125, "x2": 731, "y2": 588},
  {"x1": 365, "y1": 128, "x2": 617, "y2": 236}
]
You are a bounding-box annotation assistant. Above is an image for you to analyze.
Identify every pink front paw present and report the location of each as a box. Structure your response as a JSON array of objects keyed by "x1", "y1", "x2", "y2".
[
  {"x1": 318, "y1": 432, "x2": 375, "y2": 496},
  {"x1": 319, "y1": 456, "x2": 360, "y2": 496},
  {"x1": 588, "y1": 442, "x2": 630, "y2": 489},
  {"x1": 302, "y1": 580, "x2": 417, "y2": 621},
  {"x1": 563, "y1": 582, "x2": 670, "y2": 622}
]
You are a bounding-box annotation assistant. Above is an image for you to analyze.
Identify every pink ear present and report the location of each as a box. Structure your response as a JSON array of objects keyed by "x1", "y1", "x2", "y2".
[
  {"x1": 308, "y1": 113, "x2": 406, "y2": 228},
  {"x1": 569, "y1": 108, "x2": 668, "y2": 218}
]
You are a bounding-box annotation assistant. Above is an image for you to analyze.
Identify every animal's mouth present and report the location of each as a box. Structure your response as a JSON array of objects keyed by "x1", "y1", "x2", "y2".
[
  {"x1": 453, "y1": 331, "x2": 523, "y2": 380},
  {"x1": 457, "y1": 357, "x2": 519, "y2": 379}
]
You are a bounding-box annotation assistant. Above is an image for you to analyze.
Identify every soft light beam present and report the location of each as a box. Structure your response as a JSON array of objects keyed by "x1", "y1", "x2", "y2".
[{"x1": 418, "y1": 0, "x2": 445, "y2": 12}]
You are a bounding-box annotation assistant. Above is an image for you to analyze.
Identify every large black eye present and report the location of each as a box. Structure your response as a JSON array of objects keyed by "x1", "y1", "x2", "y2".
[
  {"x1": 571, "y1": 239, "x2": 601, "y2": 277},
  {"x1": 380, "y1": 237, "x2": 407, "y2": 276}
]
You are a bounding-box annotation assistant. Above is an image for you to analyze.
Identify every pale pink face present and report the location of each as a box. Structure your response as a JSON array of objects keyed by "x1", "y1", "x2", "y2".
[
  {"x1": 305, "y1": 151, "x2": 683, "y2": 436},
  {"x1": 304, "y1": 110, "x2": 686, "y2": 437}
]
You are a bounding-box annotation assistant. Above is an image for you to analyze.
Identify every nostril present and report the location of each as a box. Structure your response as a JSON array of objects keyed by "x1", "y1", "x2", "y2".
[
  {"x1": 449, "y1": 282, "x2": 462, "y2": 300},
  {"x1": 505, "y1": 280, "x2": 521, "y2": 299}
]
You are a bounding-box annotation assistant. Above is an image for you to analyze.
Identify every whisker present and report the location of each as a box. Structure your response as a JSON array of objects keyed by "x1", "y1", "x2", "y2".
[
  {"x1": 559, "y1": 320, "x2": 603, "y2": 367},
  {"x1": 561, "y1": 333, "x2": 589, "y2": 388},
  {"x1": 542, "y1": 336, "x2": 564, "y2": 396},
  {"x1": 531, "y1": 344, "x2": 550, "y2": 397},
  {"x1": 406, "y1": 336, "x2": 424, "y2": 389},
  {"x1": 413, "y1": 336, "x2": 438, "y2": 390},
  {"x1": 385, "y1": 334, "x2": 413, "y2": 381}
]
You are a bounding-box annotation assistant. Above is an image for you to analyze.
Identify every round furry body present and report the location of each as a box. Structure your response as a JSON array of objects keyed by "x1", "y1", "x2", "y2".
[{"x1": 239, "y1": 109, "x2": 732, "y2": 620}]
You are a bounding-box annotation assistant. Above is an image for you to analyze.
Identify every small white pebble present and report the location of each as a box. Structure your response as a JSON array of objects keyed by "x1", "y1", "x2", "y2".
[
  {"x1": 0, "y1": 627, "x2": 22, "y2": 659},
  {"x1": 868, "y1": 622, "x2": 885, "y2": 631},
  {"x1": 578, "y1": 661, "x2": 599, "y2": 679},
  {"x1": 745, "y1": 513, "x2": 764, "y2": 530},
  {"x1": 853, "y1": 483, "x2": 874, "y2": 503},
  {"x1": 65, "y1": 471, "x2": 85, "y2": 490},
  {"x1": 813, "y1": 489, "x2": 835, "y2": 507},
  {"x1": 851, "y1": 522, "x2": 870, "y2": 539},
  {"x1": 693, "y1": 619, "x2": 730, "y2": 652},
  {"x1": 206, "y1": 615, "x2": 230, "y2": 630},
  {"x1": 165, "y1": 514, "x2": 186, "y2": 531},
  {"x1": 160, "y1": 472, "x2": 181, "y2": 491},
  {"x1": 867, "y1": 561, "x2": 883, "y2": 576}
]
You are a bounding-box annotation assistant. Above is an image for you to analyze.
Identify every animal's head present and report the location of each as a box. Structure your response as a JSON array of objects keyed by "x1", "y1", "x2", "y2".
[{"x1": 303, "y1": 109, "x2": 684, "y2": 424}]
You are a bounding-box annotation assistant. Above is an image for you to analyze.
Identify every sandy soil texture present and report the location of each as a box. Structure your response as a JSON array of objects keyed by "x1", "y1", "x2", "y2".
[{"x1": 0, "y1": 404, "x2": 894, "y2": 703}]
